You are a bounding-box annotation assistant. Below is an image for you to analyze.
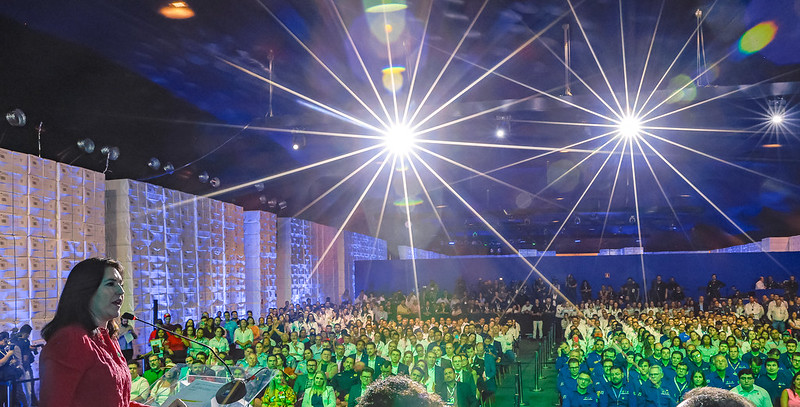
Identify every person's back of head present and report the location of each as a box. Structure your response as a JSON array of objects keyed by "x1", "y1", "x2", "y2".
[
  {"x1": 356, "y1": 375, "x2": 444, "y2": 407},
  {"x1": 678, "y1": 387, "x2": 755, "y2": 407}
]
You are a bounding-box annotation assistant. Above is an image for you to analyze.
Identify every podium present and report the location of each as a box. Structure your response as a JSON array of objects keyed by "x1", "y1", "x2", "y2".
[{"x1": 142, "y1": 363, "x2": 275, "y2": 407}]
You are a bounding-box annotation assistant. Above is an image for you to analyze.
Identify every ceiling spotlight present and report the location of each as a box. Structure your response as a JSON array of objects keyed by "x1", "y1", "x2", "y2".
[
  {"x1": 147, "y1": 157, "x2": 161, "y2": 170},
  {"x1": 291, "y1": 134, "x2": 306, "y2": 150},
  {"x1": 163, "y1": 162, "x2": 175, "y2": 173},
  {"x1": 278, "y1": 200, "x2": 287, "y2": 210},
  {"x1": 258, "y1": 195, "x2": 268, "y2": 204},
  {"x1": 198, "y1": 171, "x2": 209, "y2": 183},
  {"x1": 5, "y1": 109, "x2": 26, "y2": 127},
  {"x1": 770, "y1": 112, "x2": 785, "y2": 125},
  {"x1": 100, "y1": 146, "x2": 120, "y2": 161},
  {"x1": 267, "y1": 198, "x2": 277, "y2": 208},
  {"x1": 495, "y1": 115, "x2": 511, "y2": 138},
  {"x1": 254, "y1": 182, "x2": 265, "y2": 192},
  {"x1": 629, "y1": 215, "x2": 637, "y2": 224},
  {"x1": 159, "y1": 1, "x2": 195, "y2": 19},
  {"x1": 76, "y1": 138, "x2": 95, "y2": 154},
  {"x1": 209, "y1": 177, "x2": 220, "y2": 188}
]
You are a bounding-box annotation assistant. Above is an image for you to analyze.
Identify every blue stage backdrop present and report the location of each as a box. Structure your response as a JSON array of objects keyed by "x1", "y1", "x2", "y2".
[{"x1": 354, "y1": 252, "x2": 800, "y2": 301}]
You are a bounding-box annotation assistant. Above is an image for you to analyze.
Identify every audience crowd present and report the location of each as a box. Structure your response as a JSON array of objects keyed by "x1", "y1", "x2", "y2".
[
  {"x1": 554, "y1": 273, "x2": 800, "y2": 407},
  {"x1": 123, "y1": 279, "x2": 526, "y2": 407}
]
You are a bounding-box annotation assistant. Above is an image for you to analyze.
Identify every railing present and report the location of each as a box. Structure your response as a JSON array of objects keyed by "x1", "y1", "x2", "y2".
[
  {"x1": 514, "y1": 323, "x2": 556, "y2": 407},
  {"x1": 2, "y1": 376, "x2": 39, "y2": 406}
]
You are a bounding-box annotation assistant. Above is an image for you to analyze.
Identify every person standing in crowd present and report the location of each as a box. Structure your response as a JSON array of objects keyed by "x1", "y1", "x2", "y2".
[
  {"x1": 706, "y1": 274, "x2": 725, "y2": 299},
  {"x1": 768, "y1": 297, "x2": 790, "y2": 332},
  {"x1": 566, "y1": 275, "x2": 578, "y2": 303}
]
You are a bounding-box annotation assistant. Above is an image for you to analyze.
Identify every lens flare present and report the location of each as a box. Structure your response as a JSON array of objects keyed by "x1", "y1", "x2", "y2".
[{"x1": 739, "y1": 21, "x2": 778, "y2": 55}]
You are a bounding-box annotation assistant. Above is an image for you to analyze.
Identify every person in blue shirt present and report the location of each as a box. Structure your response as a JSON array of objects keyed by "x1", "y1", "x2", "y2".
[
  {"x1": 755, "y1": 358, "x2": 792, "y2": 406},
  {"x1": 662, "y1": 352, "x2": 683, "y2": 381},
  {"x1": 559, "y1": 358, "x2": 591, "y2": 398},
  {"x1": 727, "y1": 346, "x2": 746, "y2": 374},
  {"x1": 742, "y1": 340, "x2": 766, "y2": 368},
  {"x1": 564, "y1": 372, "x2": 600, "y2": 407},
  {"x1": 707, "y1": 354, "x2": 738, "y2": 390},
  {"x1": 779, "y1": 340, "x2": 797, "y2": 370},
  {"x1": 663, "y1": 363, "x2": 690, "y2": 402},
  {"x1": 640, "y1": 365, "x2": 677, "y2": 407},
  {"x1": 593, "y1": 359, "x2": 615, "y2": 390},
  {"x1": 685, "y1": 350, "x2": 709, "y2": 378},
  {"x1": 600, "y1": 366, "x2": 638, "y2": 407},
  {"x1": 587, "y1": 338, "x2": 606, "y2": 372}
]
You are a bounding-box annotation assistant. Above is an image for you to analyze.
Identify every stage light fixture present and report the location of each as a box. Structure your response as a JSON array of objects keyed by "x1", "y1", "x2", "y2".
[
  {"x1": 618, "y1": 115, "x2": 642, "y2": 139},
  {"x1": 495, "y1": 115, "x2": 511, "y2": 138},
  {"x1": 198, "y1": 171, "x2": 209, "y2": 183},
  {"x1": 278, "y1": 201, "x2": 287, "y2": 210},
  {"x1": 254, "y1": 182, "x2": 265, "y2": 192},
  {"x1": 384, "y1": 124, "x2": 416, "y2": 154},
  {"x1": 209, "y1": 177, "x2": 220, "y2": 188},
  {"x1": 76, "y1": 138, "x2": 95, "y2": 154},
  {"x1": 100, "y1": 146, "x2": 120, "y2": 161},
  {"x1": 163, "y1": 162, "x2": 175, "y2": 173},
  {"x1": 267, "y1": 198, "x2": 277, "y2": 208},
  {"x1": 5, "y1": 109, "x2": 26, "y2": 127},
  {"x1": 291, "y1": 134, "x2": 306, "y2": 150},
  {"x1": 159, "y1": 1, "x2": 195, "y2": 19},
  {"x1": 770, "y1": 113, "x2": 785, "y2": 124},
  {"x1": 364, "y1": 0, "x2": 407, "y2": 13},
  {"x1": 258, "y1": 195, "x2": 268, "y2": 204},
  {"x1": 147, "y1": 157, "x2": 161, "y2": 170}
]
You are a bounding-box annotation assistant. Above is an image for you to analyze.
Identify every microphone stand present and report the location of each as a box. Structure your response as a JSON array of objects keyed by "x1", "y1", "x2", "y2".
[{"x1": 122, "y1": 312, "x2": 248, "y2": 404}]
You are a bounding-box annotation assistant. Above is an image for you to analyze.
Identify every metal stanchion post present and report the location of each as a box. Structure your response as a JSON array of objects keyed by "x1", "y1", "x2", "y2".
[
  {"x1": 514, "y1": 361, "x2": 521, "y2": 407},
  {"x1": 532, "y1": 351, "x2": 542, "y2": 392}
]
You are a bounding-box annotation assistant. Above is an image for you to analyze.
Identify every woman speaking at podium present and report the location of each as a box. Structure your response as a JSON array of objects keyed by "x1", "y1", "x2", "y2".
[{"x1": 38, "y1": 258, "x2": 184, "y2": 407}]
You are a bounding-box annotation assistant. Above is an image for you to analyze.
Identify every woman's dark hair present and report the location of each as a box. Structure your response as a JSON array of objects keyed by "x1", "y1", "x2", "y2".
[{"x1": 41, "y1": 257, "x2": 123, "y2": 341}]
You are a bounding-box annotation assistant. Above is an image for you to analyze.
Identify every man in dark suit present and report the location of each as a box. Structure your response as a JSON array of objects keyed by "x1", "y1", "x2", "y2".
[
  {"x1": 389, "y1": 349, "x2": 409, "y2": 375},
  {"x1": 331, "y1": 356, "x2": 358, "y2": 401},
  {"x1": 361, "y1": 342, "x2": 386, "y2": 380},
  {"x1": 436, "y1": 367, "x2": 479, "y2": 407},
  {"x1": 347, "y1": 367, "x2": 374, "y2": 407},
  {"x1": 452, "y1": 354, "x2": 478, "y2": 400},
  {"x1": 425, "y1": 351, "x2": 445, "y2": 391}
]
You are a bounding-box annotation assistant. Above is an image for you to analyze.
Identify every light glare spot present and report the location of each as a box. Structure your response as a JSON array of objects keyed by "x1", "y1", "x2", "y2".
[
  {"x1": 739, "y1": 21, "x2": 778, "y2": 55},
  {"x1": 385, "y1": 125, "x2": 416, "y2": 154},
  {"x1": 618, "y1": 115, "x2": 642, "y2": 139}
]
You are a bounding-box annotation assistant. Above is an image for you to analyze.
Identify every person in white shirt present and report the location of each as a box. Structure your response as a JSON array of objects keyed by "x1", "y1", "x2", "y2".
[
  {"x1": 128, "y1": 361, "x2": 150, "y2": 403},
  {"x1": 755, "y1": 277, "x2": 766, "y2": 290},
  {"x1": 767, "y1": 298, "x2": 789, "y2": 332},
  {"x1": 208, "y1": 327, "x2": 230, "y2": 354},
  {"x1": 744, "y1": 297, "x2": 764, "y2": 320},
  {"x1": 233, "y1": 319, "x2": 254, "y2": 349}
]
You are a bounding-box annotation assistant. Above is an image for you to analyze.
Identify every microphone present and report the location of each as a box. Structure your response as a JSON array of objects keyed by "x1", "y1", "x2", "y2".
[{"x1": 122, "y1": 312, "x2": 248, "y2": 404}]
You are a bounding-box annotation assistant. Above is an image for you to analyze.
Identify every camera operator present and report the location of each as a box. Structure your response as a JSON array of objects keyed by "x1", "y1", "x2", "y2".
[
  {"x1": 0, "y1": 331, "x2": 26, "y2": 406},
  {"x1": 11, "y1": 325, "x2": 38, "y2": 406}
]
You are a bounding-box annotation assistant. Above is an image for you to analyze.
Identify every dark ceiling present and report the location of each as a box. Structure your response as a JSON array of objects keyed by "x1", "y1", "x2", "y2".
[{"x1": 2, "y1": 0, "x2": 800, "y2": 255}]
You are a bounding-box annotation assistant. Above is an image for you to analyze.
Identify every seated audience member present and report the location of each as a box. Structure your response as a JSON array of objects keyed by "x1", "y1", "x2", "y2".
[
  {"x1": 348, "y1": 367, "x2": 374, "y2": 407},
  {"x1": 678, "y1": 387, "x2": 757, "y2": 407},
  {"x1": 436, "y1": 367, "x2": 478, "y2": 407},
  {"x1": 730, "y1": 369, "x2": 771, "y2": 407},
  {"x1": 355, "y1": 375, "x2": 444, "y2": 407}
]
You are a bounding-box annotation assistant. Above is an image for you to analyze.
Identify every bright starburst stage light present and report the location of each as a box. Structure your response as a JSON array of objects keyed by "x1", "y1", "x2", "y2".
[
  {"x1": 618, "y1": 114, "x2": 642, "y2": 139},
  {"x1": 210, "y1": 0, "x2": 798, "y2": 316},
  {"x1": 384, "y1": 124, "x2": 417, "y2": 154}
]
